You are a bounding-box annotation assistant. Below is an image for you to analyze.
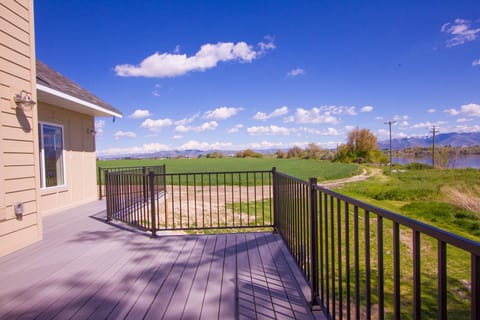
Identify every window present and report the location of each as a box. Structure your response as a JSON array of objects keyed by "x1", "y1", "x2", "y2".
[{"x1": 39, "y1": 123, "x2": 65, "y2": 188}]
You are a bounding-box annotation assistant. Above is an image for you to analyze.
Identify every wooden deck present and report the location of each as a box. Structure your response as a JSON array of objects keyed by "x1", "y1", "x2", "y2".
[{"x1": 0, "y1": 201, "x2": 318, "y2": 319}]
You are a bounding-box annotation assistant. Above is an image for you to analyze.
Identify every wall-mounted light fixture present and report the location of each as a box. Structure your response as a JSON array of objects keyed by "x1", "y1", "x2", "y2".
[
  {"x1": 86, "y1": 128, "x2": 97, "y2": 135},
  {"x1": 13, "y1": 90, "x2": 36, "y2": 111}
]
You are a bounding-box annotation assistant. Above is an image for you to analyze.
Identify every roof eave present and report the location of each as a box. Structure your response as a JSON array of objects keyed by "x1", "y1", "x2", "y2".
[{"x1": 36, "y1": 84, "x2": 123, "y2": 118}]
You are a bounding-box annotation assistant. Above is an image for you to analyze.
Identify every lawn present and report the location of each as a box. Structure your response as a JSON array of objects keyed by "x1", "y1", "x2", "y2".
[{"x1": 97, "y1": 157, "x2": 361, "y2": 182}]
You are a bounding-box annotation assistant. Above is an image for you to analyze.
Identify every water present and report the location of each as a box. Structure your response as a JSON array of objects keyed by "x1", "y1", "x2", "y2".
[{"x1": 392, "y1": 154, "x2": 480, "y2": 169}]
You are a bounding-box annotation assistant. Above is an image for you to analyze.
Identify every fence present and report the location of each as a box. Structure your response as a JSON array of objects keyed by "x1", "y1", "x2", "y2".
[
  {"x1": 105, "y1": 168, "x2": 273, "y2": 235},
  {"x1": 98, "y1": 164, "x2": 166, "y2": 199},
  {"x1": 273, "y1": 170, "x2": 480, "y2": 320},
  {"x1": 104, "y1": 165, "x2": 480, "y2": 319}
]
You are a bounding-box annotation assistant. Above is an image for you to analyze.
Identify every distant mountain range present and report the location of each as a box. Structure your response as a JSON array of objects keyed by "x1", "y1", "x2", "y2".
[{"x1": 377, "y1": 132, "x2": 480, "y2": 150}]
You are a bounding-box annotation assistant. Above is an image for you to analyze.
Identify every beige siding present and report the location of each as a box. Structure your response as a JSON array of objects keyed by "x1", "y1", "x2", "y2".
[
  {"x1": 0, "y1": 0, "x2": 41, "y2": 257},
  {"x1": 38, "y1": 103, "x2": 98, "y2": 215}
]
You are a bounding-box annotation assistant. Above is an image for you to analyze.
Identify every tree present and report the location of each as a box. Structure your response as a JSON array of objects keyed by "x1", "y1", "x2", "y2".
[{"x1": 335, "y1": 127, "x2": 387, "y2": 163}]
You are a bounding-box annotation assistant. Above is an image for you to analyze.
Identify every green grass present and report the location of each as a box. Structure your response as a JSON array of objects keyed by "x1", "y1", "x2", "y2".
[
  {"x1": 338, "y1": 167, "x2": 480, "y2": 241},
  {"x1": 97, "y1": 157, "x2": 361, "y2": 182},
  {"x1": 329, "y1": 166, "x2": 480, "y2": 319}
]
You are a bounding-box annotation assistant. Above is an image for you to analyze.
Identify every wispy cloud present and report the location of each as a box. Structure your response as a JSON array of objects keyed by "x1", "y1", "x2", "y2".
[
  {"x1": 95, "y1": 120, "x2": 105, "y2": 136},
  {"x1": 175, "y1": 113, "x2": 200, "y2": 126},
  {"x1": 98, "y1": 143, "x2": 171, "y2": 156},
  {"x1": 360, "y1": 105, "x2": 374, "y2": 112},
  {"x1": 427, "y1": 108, "x2": 436, "y2": 113},
  {"x1": 114, "y1": 130, "x2": 137, "y2": 140},
  {"x1": 247, "y1": 125, "x2": 293, "y2": 136},
  {"x1": 178, "y1": 140, "x2": 233, "y2": 150},
  {"x1": 175, "y1": 121, "x2": 218, "y2": 133},
  {"x1": 411, "y1": 121, "x2": 446, "y2": 129},
  {"x1": 473, "y1": 58, "x2": 480, "y2": 66},
  {"x1": 301, "y1": 127, "x2": 340, "y2": 136},
  {"x1": 204, "y1": 107, "x2": 242, "y2": 120},
  {"x1": 441, "y1": 18, "x2": 480, "y2": 47},
  {"x1": 253, "y1": 106, "x2": 288, "y2": 121},
  {"x1": 227, "y1": 124, "x2": 244, "y2": 133},
  {"x1": 129, "y1": 109, "x2": 151, "y2": 119},
  {"x1": 286, "y1": 68, "x2": 305, "y2": 77},
  {"x1": 284, "y1": 106, "x2": 356, "y2": 124},
  {"x1": 140, "y1": 118, "x2": 173, "y2": 132},
  {"x1": 114, "y1": 37, "x2": 275, "y2": 78}
]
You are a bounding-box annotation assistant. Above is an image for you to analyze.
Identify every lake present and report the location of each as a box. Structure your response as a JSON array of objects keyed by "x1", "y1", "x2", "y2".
[{"x1": 392, "y1": 154, "x2": 480, "y2": 169}]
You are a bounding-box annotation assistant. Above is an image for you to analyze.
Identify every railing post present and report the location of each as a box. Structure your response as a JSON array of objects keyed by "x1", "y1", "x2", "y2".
[
  {"x1": 472, "y1": 253, "x2": 480, "y2": 320},
  {"x1": 272, "y1": 167, "x2": 278, "y2": 231},
  {"x1": 98, "y1": 167, "x2": 103, "y2": 200},
  {"x1": 309, "y1": 177, "x2": 320, "y2": 309},
  {"x1": 149, "y1": 171, "x2": 157, "y2": 238},
  {"x1": 105, "y1": 170, "x2": 111, "y2": 221},
  {"x1": 143, "y1": 166, "x2": 147, "y2": 202}
]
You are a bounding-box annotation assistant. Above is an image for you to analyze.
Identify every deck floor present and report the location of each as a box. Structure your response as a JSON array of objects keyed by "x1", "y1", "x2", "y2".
[{"x1": 0, "y1": 201, "x2": 316, "y2": 319}]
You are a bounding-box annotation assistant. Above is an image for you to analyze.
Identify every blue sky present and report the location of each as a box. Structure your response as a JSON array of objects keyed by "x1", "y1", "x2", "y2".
[{"x1": 35, "y1": 0, "x2": 480, "y2": 156}]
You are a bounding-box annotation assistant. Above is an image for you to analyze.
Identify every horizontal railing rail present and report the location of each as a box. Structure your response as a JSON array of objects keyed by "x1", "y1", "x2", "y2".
[{"x1": 98, "y1": 164, "x2": 165, "y2": 199}]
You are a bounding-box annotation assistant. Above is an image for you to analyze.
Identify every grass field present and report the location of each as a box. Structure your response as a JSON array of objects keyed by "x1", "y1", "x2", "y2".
[
  {"x1": 332, "y1": 166, "x2": 480, "y2": 319},
  {"x1": 97, "y1": 157, "x2": 361, "y2": 182}
]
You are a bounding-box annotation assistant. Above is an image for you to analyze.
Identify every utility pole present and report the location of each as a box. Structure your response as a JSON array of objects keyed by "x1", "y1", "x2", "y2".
[
  {"x1": 384, "y1": 121, "x2": 397, "y2": 172},
  {"x1": 431, "y1": 126, "x2": 439, "y2": 168}
]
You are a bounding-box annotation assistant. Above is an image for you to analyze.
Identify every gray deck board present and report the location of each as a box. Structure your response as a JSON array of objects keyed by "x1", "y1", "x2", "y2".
[{"x1": 0, "y1": 200, "x2": 316, "y2": 320}]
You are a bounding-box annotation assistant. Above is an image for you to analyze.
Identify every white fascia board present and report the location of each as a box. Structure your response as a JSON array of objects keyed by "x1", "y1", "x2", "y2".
[{"x1": 37, "y1": 84, "x2": 123, "y2": 118}]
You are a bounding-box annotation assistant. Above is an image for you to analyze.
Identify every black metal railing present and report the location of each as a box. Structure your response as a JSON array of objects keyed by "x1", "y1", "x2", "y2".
[
  {"x1": 98, "y1": 165, "x2": 165, "y2": 199},
  {"x1": 273, "y1": 170, "x2": 480, "y2": 320},
  {"x1": 105, "y1": 168, "x2": 273, "y2": 235},
  {"x1": 103, "y1": 165, "x2": 480, "y2": 318}
]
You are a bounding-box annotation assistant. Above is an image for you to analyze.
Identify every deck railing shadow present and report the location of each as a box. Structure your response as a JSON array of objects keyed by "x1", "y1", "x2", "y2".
[{"x1": 103, "y1": 165, "x2": 480, "y2": 319}]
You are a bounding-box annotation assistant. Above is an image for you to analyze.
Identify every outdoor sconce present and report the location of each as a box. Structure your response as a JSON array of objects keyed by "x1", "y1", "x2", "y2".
[
  {"x1": 86, "y1": 128, "x2": 97, "y2": 135},
  {"x1": 13, "y1": 90, "x2": 36, "y2": 111}
]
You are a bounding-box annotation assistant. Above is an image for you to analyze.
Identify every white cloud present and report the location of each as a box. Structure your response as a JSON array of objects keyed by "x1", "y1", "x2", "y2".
[
  {"x1": 227, "y1": 124, "x2": 244, "y2": 133},
  {"x1": 444, "y1": 103, "x2": 480, "y2": 117},
  {"x1": 114, "y1": 38, "x2": 274, "y2": 78},
  {"x1": 375, "y1": 116, "x2": 384, "y2": 120},
  {"x1": 393, "y1": 115, "x2": 409, "y2": 126},
  {"x1": 427, "y1": 108, "x2": 436, "y2": 113},
  {"x1": 245, "y1": 140, "x2": 285, "y2": 150},
  {"x1": 178, "y1": 140, "x2": 233, "y2": 150},
  {"x1": 114, "y1": 130, "x2": 137, "y2": 140},
  {"x1": 472, "y1": 58, "x2": 480, "y2": 66},
  {"x1": 253, "y1": 106, "x2": 289, "y2": 121},
  {"x1": 247, "y1": 125, "x2": 293, "y2": 136},
  {"x1": 129, "y1": 109, "x2": 151, "y2": 119},
  {"x1": 444, "y1": 108, "x2": 460, "y2": 115},
  {"x1": 175, "y1": 121, "x2": 218, "y2": 133},
  {"x1": 204, "y1": 107, "x2": 242, "y2": 120},
  {"x1": 457, "y1": 118, "x2": 471, "y2": 123},
  {"x1": 95, "y1": 120, "x2": 105, "y2": 136},
  {"x1": 360, "y1": 105, "x2": 374, "y2": 113},
  {"x1": 98, "y1": 143, "x2": 171, "y2": 156},
  {"x1": 152, "y1": 90, "x2": 160, "y2": 97},
  {"x1": 287, "y1": 68, "x2": 305, "y2": 77},
  {"x1": 285, "y1": 107, "x2": 349, "y2": 124},
  {"x1": 411, "y1": 121, "x2": 446, "y2": 129},
  {"x1": 140, "y1": 118, "x2": 173, "y2": 132},
  {"x1": 301, "y1": 127, "x2": 340, "y2": 136},
  {"x1": 173, "y1": 135, "x2": 183, "y2": 139},
  {"x1": 258, "y1": 36, "x2": 276, "y2": 54},
  {"x1": 441, "y1": 18, "x2": 480, "y2": 47},
  {"x1": 175, "y1": 113, "x2": 200, "y2": 126}
]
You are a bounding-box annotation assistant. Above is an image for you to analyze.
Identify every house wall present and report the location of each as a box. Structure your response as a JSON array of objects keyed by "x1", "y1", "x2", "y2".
[
  {"x1": 0, "y1": 0, "x2": 42, "y2": 256},
  {"x1": 38, "y1": 102, "x2": 97, "y2": 215}
]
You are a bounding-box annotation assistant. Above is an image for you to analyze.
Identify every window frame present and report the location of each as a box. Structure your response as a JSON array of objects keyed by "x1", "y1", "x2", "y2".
[{"x1": 39, "y1": 121, "x2": 66, "y2": 189}]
